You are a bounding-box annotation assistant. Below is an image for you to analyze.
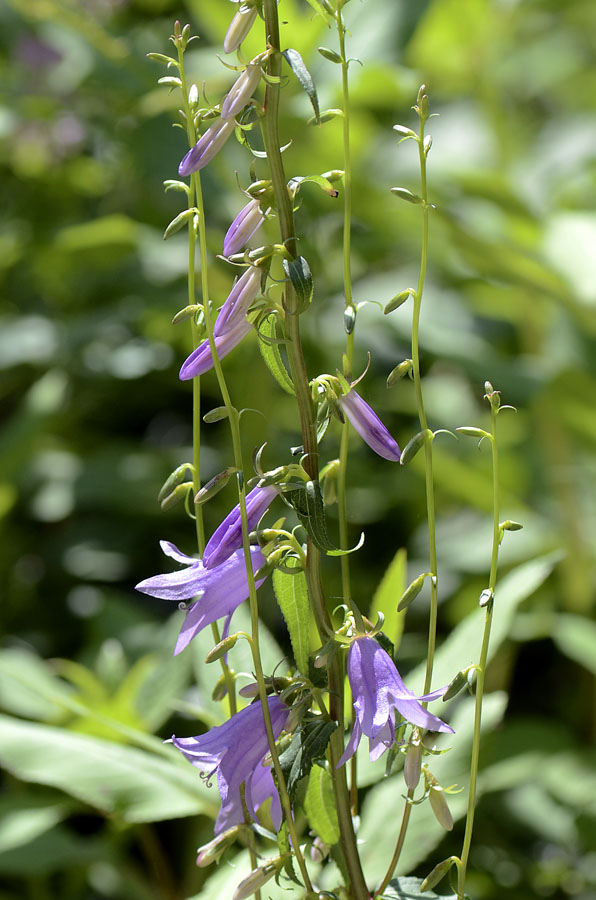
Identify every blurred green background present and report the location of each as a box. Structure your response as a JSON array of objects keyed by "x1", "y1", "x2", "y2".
[{"x1": 2, "y1": 0, "x2": 596, "y2": 897}]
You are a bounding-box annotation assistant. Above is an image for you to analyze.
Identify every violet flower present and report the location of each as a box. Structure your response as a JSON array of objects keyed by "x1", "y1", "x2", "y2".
[
  {"x1": 220, "y1": 64, "x2": 261, "y2": 120},
  {"x1": 135, "y1": 541, "x2": 266, "y2": 655},
  {"x1": 224, "y1": 4, "x2": 258, "y2": 54},
  {"x1": 179, "y1": 117, "x2": 236, "y2": 177},
  {"x1": 179, "y1": 318, "x2": 252, "y2": 380},
  {"x1": 214, "y1": 265, "x2": 261, "y2": 335},
  {"x1": 338, "y1": 635, "x2": 453, "y2": 767},
  {"x1": 223, "y1": 198, "x2": 264, "y2": 257},
  {"x1": 337, "y1": 388, "x2": 401, "y2": 462},
  {"x1": 172, "y1": 696, "x2": 289, "y2": 834},
  {"x1": 203, "y1": 484, "x2": 278, "y2": 570}
]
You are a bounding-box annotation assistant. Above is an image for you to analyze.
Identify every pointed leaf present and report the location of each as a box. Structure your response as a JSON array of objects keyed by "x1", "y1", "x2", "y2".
[
  {"x1": 377, "y1": 876, "x2": 457, "y2": 899},
  {"x1": 282, "y1": 49, "x2": 320, "y2": 123},
  {"x1": 272, "y1": 557, "x2": 310, "y2": 675},
  {"x1": 304, "y1": 765, "x2": 340, "y2": 846},
  {"x1": 257, "y1": 315, "x2": 295, "y2": 395},
  {"x1": 282, "y1": 256, "x2": 313, "y2": 310},
  {"x1": 370, "y1": 548, "x2": 406, "y2": 650},
  {"x1": 277, "y1": 719, "x2": 337, "y2": 800}
]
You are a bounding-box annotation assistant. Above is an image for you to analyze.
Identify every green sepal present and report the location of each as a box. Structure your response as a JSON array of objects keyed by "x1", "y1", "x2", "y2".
[
  {"x1": 373, "y1": 630, "x2": 395, "y2": 660},
  {"x1": 397, "y1": 572, "x2": 432, "y2": 612},
  {"x1": 163, "y1": 208, "x2": 196, "y2": 239},
  {"x1": 257, "y1": 314, "x2": 295, "y2": 395},
  {"x1": 282, "y1": 256, "x2": 313, "y2": 311},
  {"x1": 282, "y1": 48, "x2": 320, "y2": 123},
  {"x1": 400, "y1": 430, "x2": 429, "y2": 465},
  {"x1": 390, "y1": 187, "x2": 422, "y2": 204},
  {"x1": 277, "y1": 719, "x2": 337, "y2": 801},
  {"x1": 205, "y1": 634, "x2": 239, "y2": 663},
  {"x1": 318, "y1": 46, "x2": 342, "y2": 64},
  {"x1": 203, "y1": 406, "x2": 230, "y2": 423}
]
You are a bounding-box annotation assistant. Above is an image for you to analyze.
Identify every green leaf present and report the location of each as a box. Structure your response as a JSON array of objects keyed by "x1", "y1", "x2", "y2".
[
  {"x1": 257, "y1": 314, "x2": 295, "y2": 395},
  {"x1": 370, "y1": 548, "x2": 407, "y2": 650},
  {"x1": 283, "y1": 480, "x2": 363, "y2": 556},
  {"x1": 277, "y1": 719, "x2": 337, "y2": 800},
  {"x1": 282, "y1": 48, "x2": 320, "y2": 123},
  {"x1": 378, "y1": 876, "x2": 457, "y2": 899},
  {"x1": 0, "y1": 795, "x2": 71, "y2": 854},
  {"x1": 288, "y1": 174, "x2": 340, "y2": 198},
  {"x1": 272, "y1": 557, "x2": 310, "y2": 675},
  {"x1": 282, "y1": 256, "x2": 314, "y2": 311},
  {"x1": 552, "y1": 613, "x2": 596, "y2": 676},
  {"x1": 0, "y1": 714, "x2": 217, "y2": 823},
  {"x1": 304, "y1": 765, "x2": 340, "y2": 846}
]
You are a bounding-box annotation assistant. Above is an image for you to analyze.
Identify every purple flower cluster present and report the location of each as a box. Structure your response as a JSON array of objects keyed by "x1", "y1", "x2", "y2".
[
  {"x1": 135, "y1": 483, "x2": 277, "y2": 654},
  {"x1": 172, "y1": 695, "x2": 289, "y2": 833},
  {"x1": 338, "y1": 635, "x2": 453, "y2": 766}
]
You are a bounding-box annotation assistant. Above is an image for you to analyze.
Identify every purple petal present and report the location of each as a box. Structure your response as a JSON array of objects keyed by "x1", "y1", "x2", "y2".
[
  {"x1": 220, "y1": 64, "x2": 261, "y2": 120},
  {"x1": 174, "y1": 546, "x2": 266, "y2": 654},
  {"x1": 203, "y1": 485, "x2": 277, "y2": 569},
  {"x1": 223, "y1": 199, "x2": 264, "y2": 257},
  {"x1": 336, "y1": 716, "x2": 362, "y2": 768},
  {"x1": 178, "y1": 118, "x2": 235, "y2": 177},
  {"x1": 214, "y1": 266, "x2": 261, "y2": 336},
  {"x1": 179, "y1": 318, "x2": 252, "y2": 380},
  {"x1": 159, "y1": 540, "x2": 197, "y2": 565},
  {"x1": 338, "y1": 389, "x2": 401, "y2": 462}
]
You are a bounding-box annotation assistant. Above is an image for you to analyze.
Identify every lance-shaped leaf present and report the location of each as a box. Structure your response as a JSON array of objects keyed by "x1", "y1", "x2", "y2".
[
  {"x1": 282, "y1": 256, "x2": 313, "y2": 310},
  {"x1": 277, "y1": 719, "x2": 337, "y2": 800},
  {"x1": 304, "y1": 765, "x2": 340, "y2": 846},
  {"x1": 272, "y1": 556, "x2": 310, "y2": 675},
  {"x1": 282, "y1": 48, "x2": 319, "y2": 123},
  {"x1": 257, "y1": 314, "x2": 295, "y2": 395}
]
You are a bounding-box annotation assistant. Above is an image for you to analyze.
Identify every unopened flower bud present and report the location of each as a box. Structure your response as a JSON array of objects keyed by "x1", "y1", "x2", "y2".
[
  {"x1": 223, "y1": 198, "x2": 265, "y2": 256},
  {"x1": 429, "y1": 786, "x2": 454, "y2": 831},
  {"x1": 179, "y1": 117, "x2": 236, "y2": 176},
  {"x1": 224, "y1": 4, "x2": 258, "y2": 54},
  {"x1": 196, "y1": 826, "x2": 240, "y2": 867},
  {"x1": 404, "y1": 735, "x2": 423, "y2": 791},
  {"x1": 387, "y1": 359, "x2": 413, "y2": 386},
  {"x1": 233, "y1": 860, "x2": 281, "y2": 900},
  {"x1": 221, "y1": 63, "x2": 261, "y2": 119}
]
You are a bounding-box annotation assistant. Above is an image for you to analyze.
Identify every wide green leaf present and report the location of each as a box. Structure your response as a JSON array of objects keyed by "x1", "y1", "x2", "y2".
[
  {"x1": 370, "y1": 547, "x2": 407, "y2": 650},
  {"x1": 0, "y1": 714, "x2": 217, "y2": 823},
  {"x1": 304, "y1": 764, "x2": 340, "y2": 846}
]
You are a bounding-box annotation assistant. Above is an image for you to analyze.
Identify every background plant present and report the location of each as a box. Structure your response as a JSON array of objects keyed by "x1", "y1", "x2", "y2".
[{"x1": 2, "y1": 1, "x2": 596, "y2": 899}]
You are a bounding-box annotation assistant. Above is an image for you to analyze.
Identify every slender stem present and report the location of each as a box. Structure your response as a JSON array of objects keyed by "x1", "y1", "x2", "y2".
[
  {"x1": 409, "y1": 108, "x2": 438, "y2": 697},
  {"x1": 261, "y1": 4, "x2": 369, "y2": 897},
  {"x1": 374, "y1": 792, "x2": 413, "y2": 896},
  {"x1": 457, "y1": 401, "x2": 500, "y2": 899}
]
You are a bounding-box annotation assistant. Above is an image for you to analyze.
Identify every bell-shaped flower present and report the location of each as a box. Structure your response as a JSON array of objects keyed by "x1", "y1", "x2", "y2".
[
  {"x1": 338, "y1": 635, "x2": 453, "y2": 767},
  {"x1": 223, "y1": 198, "x2": 264, "y2": 257},
  {"x1": 179, "y1": 266, "x2": 261, "y2": 380},
  {"x1": 172, "y1": 695, "x2": 289, "y2": 834},
  {"x1": 179, "y1": 117, "x2": 236, "y2": 177},
  {"x1": 224, "y1": 3, "x2": 258, "y2": 54},
  {"x1": 221, "y1": 63, "x2": 261, "y2": 120},
  {"x1": 337, "y1": 388, "x2": 401, "y2": 461},
  {"x1": 203, "y1": 484, "x2": 278, "y2": 570},
  {"x1": 135, "y1": 541, "x2": 266, "y2": 655}
]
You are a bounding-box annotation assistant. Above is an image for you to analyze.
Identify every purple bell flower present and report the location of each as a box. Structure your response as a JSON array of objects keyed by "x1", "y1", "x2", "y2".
[
  {"x1": 337, "y1": 388, "x2": 401, "y2": 462},
  {"x1": 224, "y1": 3, "x2": 258, "y2": 54},
  {"x1": 338, "y1": 635, "x2": 453, "y2": 767},
  {"x1": 179, "y1": 318, "x2": 252, "y2": 381},
  {"x1": 203, "y1": 485, "x2": 278, "y2": 570},
  {"x1": 220, "y1": 63, "x2": 261, "y2": 120},
  {"x1": 135, "y1": 541, "x2": 266, "y2": 655},
  {"x1": 172, "y1": 695, "x2": 289, "y2": 834},
  {"x1": 223, "y1": 198, "x2": 264, "y2": 257},
  {"x1": 179, "y1": 117, "x2": 236, "y2": 177}
]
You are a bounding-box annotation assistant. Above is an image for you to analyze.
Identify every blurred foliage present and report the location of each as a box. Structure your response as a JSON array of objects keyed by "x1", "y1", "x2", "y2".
[{"x1": 2, "y1": 0, "x2": 596, "y2": 897}]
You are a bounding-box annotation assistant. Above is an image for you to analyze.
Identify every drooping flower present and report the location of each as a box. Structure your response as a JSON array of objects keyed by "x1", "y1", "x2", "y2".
[
  {"x1": 203, "y1": 484, "x2": 278, "y2": 570},
  {"x1": 338, "y1": 635, "x2": 453, "y2": 767},
  {"x1": 179, "y1": 117, "x2": 236, "y2": 177},
  {"x1": 220, "y1": 63, "x2": 261, "y2": 120},
  {"x1": 179, "y1": 318, "x2": 253, "y2": 381},
  {"x1": 337, "y1": 388, "x2": 401, "y2": 462},
  {"x1": 135, "y1": 541, "x2": 266, "y2": 655},
  {"x1": 223, "y1": 3, "x2": 258, "y2": 54},
  {"x1": 179, "y1": 266, "x2": 261, "y2": 380},
  {"x1": 172, "y1": 695, "x2": 289, "y2": 834},
  {"x1": 223, "y1": 198, "x2": 265, "y2": 257}
]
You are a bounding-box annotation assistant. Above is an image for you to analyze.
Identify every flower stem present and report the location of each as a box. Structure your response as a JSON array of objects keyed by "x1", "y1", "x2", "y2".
[
  {"x1": 456, "y1": 396, "x2": 500, "y2": 899},
  {"x1": 261, "y1": 3, "x2": 369, "y2": 897},
  {"x1": 374, "y1": 791, "x2": 413, "y2": 896}
]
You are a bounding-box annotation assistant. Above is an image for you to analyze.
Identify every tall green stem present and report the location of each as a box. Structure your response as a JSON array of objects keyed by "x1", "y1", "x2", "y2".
[
  {"x1": 456, "y1": 396, "x2": 500, "y2": 898},
  {"x1": 261, "y1": 3, "x2": 369, "y2": 896}
]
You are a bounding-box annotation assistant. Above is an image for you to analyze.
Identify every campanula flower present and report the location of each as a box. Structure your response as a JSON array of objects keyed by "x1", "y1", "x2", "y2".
[
  {"x1": 135, "y1": 541, "x2": 266, "y2": 655},
  {"x1": 220, "y1": 63, "x2": 261, "y2": 120},
  {"x1": 337, "y1": 388, "x2": 401, "y2": 461},
  {"x1": 223, "y1": 198, "x2": 265, "y2": 257},
  {"x1": 179, "y1": 319, "x2": 252, "y2": 380},
  {"x1": 338, "y1": 635, "x2": 453, "y2": 767},
  {"x1": 224, "y1": 3, "x2": 258, "y2": 54},
  {"x1": 172, "y1": 695, "x2": 289, "y2": 834},
  {"x1": 203, "y1": 485, "x2": 278, "y2": 569},
  {"x1": 179, "y1": 117, "x2": 236, "y2": 177}
]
